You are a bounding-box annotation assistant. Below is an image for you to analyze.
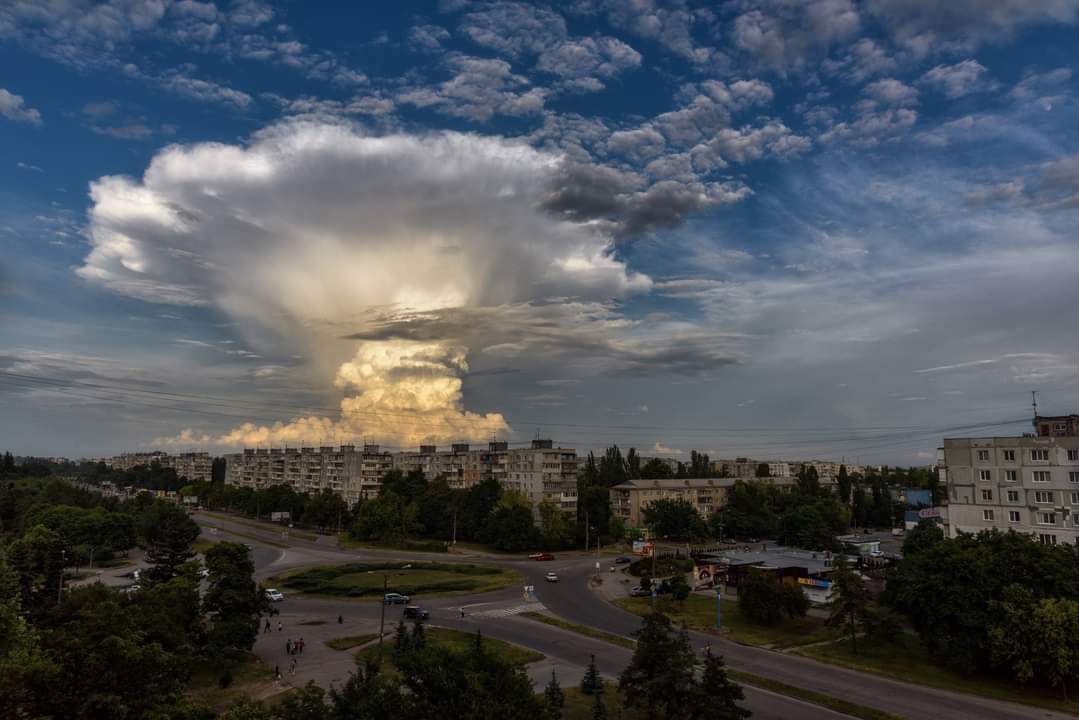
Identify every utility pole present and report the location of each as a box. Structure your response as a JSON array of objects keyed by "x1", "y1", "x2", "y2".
[
  {"x1": 57, "y1": 549, "x2": 66, "y2": 604},
  {"x1": 378, "y1": 574, "x2": 388, "y2": 662},
  {"x1": 584, "y1": 510, "x2": 589, "y2": 554},
  {"x1": 650, "y1": 528, "x2": 658, "y2": 609},
  {"x1": 452, "y1": 507, "x2": 457, "y2": 546}
]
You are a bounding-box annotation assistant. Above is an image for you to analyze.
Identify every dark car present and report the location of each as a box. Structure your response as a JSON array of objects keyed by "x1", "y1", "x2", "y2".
[
  {"x1": 614, "y1": 556, "x2": 632, "y2": 564},
  {"x1": 528, "y1": 552, "x2": 556, "y2": 561},
  {"x1": 403, "y1": 605, "x2": 429, "y2": 620}
]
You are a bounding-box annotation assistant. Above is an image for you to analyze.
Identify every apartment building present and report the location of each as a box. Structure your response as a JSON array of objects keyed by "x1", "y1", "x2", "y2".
[
  {"x1": 106, "y1": 451, "x2": 211, "y2": 483},
  {"x1": 942, "y1": 435, "x2": 1079, "y2": 546},
  {"x1": 502, "y1": 439, "x2": 578, "y2": 517},
  {"x1": 610, "y1": 476, "x2": 795, "y2": 528},
  {"x1": 224, "y1": 444, "x2": 392, "y2": 506},
  {"x1": 1034, "y1": 414, "x2": 1079, "y2": 438},
  {"x1": 392, "y1": 443, "x2": 483, "y2": 488}
]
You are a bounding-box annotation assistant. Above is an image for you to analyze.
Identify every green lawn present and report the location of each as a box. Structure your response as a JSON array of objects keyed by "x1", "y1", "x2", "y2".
[
  {"x1": 326, "y1": 633, "x2": 380, "y2": 651},
  {"x1": 560, "y1": 684, "x2": 636, "y2": 720},
  {"x1": 337, "y1": 534, "x2": 449, "y2": 553},
  {"x1": 520, "y1": 611, "x2": 636, "y2": 650},
  {"x1": 613, "y1": 595, "x2": 834, "y2": 649},
  {"x1": 356, "y1": 626, "x2": 543, "y2": 669},
  {"x1": 795, "y1": 635, "x2": 1079, "y2": 716},
  {"x1": 728, "y1": 669, "x2": 902, "y2": 720},
  {"x1": 192, "y1": 537, "x2": 219, "y2": 554},
  {"x1": 186, "y1": 652, "x2": 283, "y2": 710},
  {"x1": 271, "y1": 561, "x2": 524, "y2": 600}
]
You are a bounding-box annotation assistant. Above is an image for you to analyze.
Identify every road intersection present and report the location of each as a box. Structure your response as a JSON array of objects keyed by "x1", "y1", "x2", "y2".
[{"x1": 195, "y1": 512, "x2": 1071, "y2": 720}]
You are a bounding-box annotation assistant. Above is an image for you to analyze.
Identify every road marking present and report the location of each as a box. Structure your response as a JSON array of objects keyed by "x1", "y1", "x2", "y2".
[{"x1": 467, "y1": 603, "x2": 546, "y2": 618}]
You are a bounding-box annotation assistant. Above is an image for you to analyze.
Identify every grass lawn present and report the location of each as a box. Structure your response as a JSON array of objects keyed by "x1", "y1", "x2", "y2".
[
  {"x1": 271, "y1": 561, "x2": 524, "y2": 600},
  {"x1": 795, "y1": 634, "x2": 1079, "y2": 716},
  {"x1": 186, "y1": 652, "x2": 284, "y2": 710},
  {"x1": 613, "y1": 595, "x2": 834, "y2": 649},
  {"x1": 520, "y1": 611, "x2": 636, "y2": 650},
  {"x1": 326, "y1": 633, "x2": 381, "y2": 651},
  {"x1": 337, "y1": 534, "x2": 448, "y2": 553},
  {"x1": 356, "y1": 626, "x2": 543, "y2": 669},
  {"x1": 561, "y1": 684, "x2": 636, "y2": 719},
  {"x1": 200, "y1": 511, "x2": 319, "y2": 540},
  {"x1": 192, "y1": 537, "x2": 220, "y2": 554}
]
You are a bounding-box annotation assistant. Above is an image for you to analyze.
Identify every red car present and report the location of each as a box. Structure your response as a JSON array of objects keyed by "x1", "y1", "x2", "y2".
[{"x1": 528, "y1": 552, "x2": 556, "y2": 561}]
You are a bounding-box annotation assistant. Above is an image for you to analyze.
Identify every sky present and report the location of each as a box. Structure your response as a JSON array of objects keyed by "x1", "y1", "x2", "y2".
[{"x1": 2, "y1": 0, "x2": 1079, "y2": 465}]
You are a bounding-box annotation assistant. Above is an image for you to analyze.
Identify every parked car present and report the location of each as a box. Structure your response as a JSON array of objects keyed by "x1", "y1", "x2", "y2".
[
  {"x1": 198, "y1": 567, "x2": 210, "y2": 579},
  {"x1": 383, "y1": 592, "x2": 411, "y2": 605},
  {"x1": 264, "y1": 588, "x2": 284, "y2": 602},
  {"x1": 628, "y1": 586, "x2": 651, "y2": 597},
  {"x1": 869, "y1": 550, "x2": 885, "y2": 558},
  {"x1": 545, "y1": 572, "x2": 559, "y2": 582},
  {"x1": 614, "y1": 556, "x2": 632, "y2": 564},
  {"x1": 528, "y1": 553, "x2": 556, "y2": 561},
  {"x1": 403, "y1": 605, "x2": 429, "y2": 620}
]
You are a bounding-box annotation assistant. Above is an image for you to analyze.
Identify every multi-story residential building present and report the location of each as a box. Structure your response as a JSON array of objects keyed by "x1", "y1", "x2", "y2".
[
  {"x1": 503, "y1": 440, "x2": 578, "y2": 517},
  {"x1": 942, "y1": 435, "x2": 1079, "y2": 546},
  {"x1": 106, "y1": 451, "x2": 211, "y2": 483},
  {"x1": 610, "y1": 476, "x2": 795, "y2": 528},
  {"x1": 224, "y1": 444, "x2": 392, "y2": 506},
  {"x1": 1034, "y1": 414, "x2": 1079, "y2": 438}
]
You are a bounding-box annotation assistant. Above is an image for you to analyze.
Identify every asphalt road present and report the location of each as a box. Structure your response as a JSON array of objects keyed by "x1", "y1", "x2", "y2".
[{"x1": 195, "y1": 512, "x2": 1073, "y2": 720}]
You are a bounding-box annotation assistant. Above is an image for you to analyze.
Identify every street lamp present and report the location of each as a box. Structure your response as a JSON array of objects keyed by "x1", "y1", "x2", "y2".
[{"x1": 715, "y1": 581, "x2": 722, "y2": 631}]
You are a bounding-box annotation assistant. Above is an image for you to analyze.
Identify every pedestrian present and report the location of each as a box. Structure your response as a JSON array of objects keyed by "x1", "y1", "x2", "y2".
[
  {"x1": 299, "y1": 637, "x2": 304, "y2": 654},
  {"x1": 277, "y1": 621, "x2": 283, "y2": 632},
  {"x1": 337, "y1": 614, "x2": 343, "y2": 624},
  {"x1": 289, "y1": 658, "x2": 296, "y2": 676},
  {"x1": 274, "y1": 664, "x2": 280, "y2": 680},
  {"x1": 460, "y1": 608, "x2": 465, "y2": 619},
  {"x1": 265, "y1": 619, "x2": 271, "y2": 633},
  {"x1": 286, "y1": 638, "x2": 292, "y2": 654}
]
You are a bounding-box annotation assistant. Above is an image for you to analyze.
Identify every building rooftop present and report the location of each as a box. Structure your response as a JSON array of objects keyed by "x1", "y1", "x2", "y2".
[
  {"x1": 698, "y1": 546, "x2": 835, "y2": 575},
  {"x1": 611, "y1": 477, "x2": 794, "y2": 491}
]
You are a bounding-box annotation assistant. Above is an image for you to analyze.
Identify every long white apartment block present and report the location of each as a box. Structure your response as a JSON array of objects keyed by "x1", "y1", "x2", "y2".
[
  {"x1": 106, "y1": 451, "x2": 212, "y2": 483},
  {"x1": 942, "y1": 435, "x2": 1079, "y2": 546}
]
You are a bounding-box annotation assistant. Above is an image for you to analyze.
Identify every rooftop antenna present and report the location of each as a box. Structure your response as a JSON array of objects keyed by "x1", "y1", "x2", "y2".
[{"x1": 1032, "y1": 390, "x2": 1040, "y2": 424}]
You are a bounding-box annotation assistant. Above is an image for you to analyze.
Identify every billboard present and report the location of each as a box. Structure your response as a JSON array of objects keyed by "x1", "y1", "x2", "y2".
[{"x1": 270, "y1": 511, "x2": 291, "y2": 522}]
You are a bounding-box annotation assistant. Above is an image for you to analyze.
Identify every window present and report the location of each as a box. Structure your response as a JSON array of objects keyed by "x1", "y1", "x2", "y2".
[
  {"x1": 1038, "y1": 512, "x2": 1057, "y2": 525},
  {"x1": 1040, "y1": 534, "x2": 1058, "y2": 546},
  {"x1": 1032, "y1": 449, "x2": 1050, "y2": 461},
  {"x1": 1069, "y1": 450, "x2": 1079, "y2": 462},
  {"x1": 1072, "y1": 491, "x2": 1079, "y2": 504},
  {"x1": 1056, "y1": 423, "x2": 1068, "y2": 432},
  {"x1": 1003, "y1": 450, "x2": 1016, "y2": 462},
  {"x1": 979, "y1": 470, "x2": 992, "y2": 482},
  {"x1": 1071, "y1": 472, "x2": 1079, "y2": 483},
  {"x1": 1007, "y1": 490, "x2": 1019, "y2": 502},
  {"x1": 981, "y1": 489, "x2": 993, "y2": 501},
  {"x1": 977, "y1": 450, "x2": 990, "y2": 462},
  {"x1": 1005, "y1": 470, "x2": 1018, "y2": 483},
  {"x1": 982, "y1": 509, "x2": 994, "y2": 521},
  {"x1": 1033, "y1": 471, "x2": 1052, "y2": 483},
  {"x1": 1035, "y1": 491, "x2": 1054, "y2": 504},
  {"x1": 1008, "y1": 511, "x2": 1021, "y2": 523}
]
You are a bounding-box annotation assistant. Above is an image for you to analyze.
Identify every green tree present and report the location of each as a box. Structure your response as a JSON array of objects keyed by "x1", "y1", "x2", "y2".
[
  {"x1": 592, "y1": 686, "x2": 608, "y2": 720},
  {"x1": 480, "y1": 504, "x2": 541, "y2": 551},
  {"x1": 626, "y1": 448, "x2": 641, "y2": 480},
  {"x1": 695, "y1": 647, "x2": 750, "y2": 720},
  {"x1": 755, "y1": 463, "x2": 770, "y2": 478},
  {"x1": 641, "y1": 498, "x2": 708, "y2": 541},
  {"x1": 837, "y1": 464, "x2": 851, "y2": 505},
  {"x1": 619, "y1": 613, "x2": 699, "y2": 719},
  {"x1": 796, "y1": 465, "x2": 820, "y2": 496},
  {"x1": 689, "y1": 451, "x2": 712, "y2": 478},
  {"x1": 989, "y1": 586, "x2": 1079, "y2": 699},
  {"x1": 670, "y1": 574, "x2": 691, "y2": 605},
  {"x1": 350, "y1": 491, "x2": 419, "y2": 544},
  {"x1": 608, "y1": 514, "x2": 626, "y2": 542},
  {"x1": 828, "y1": 556, "x2": 870, "y2": 654},
  {"x1": 202, "y1": 542, "x2": 270, "y2": 659},
  {"x1": 7, "y1": 524, "x2": 65, "y2": 612},
  {"x1": 582, "y1": 653, "x2": 602, "y2": 694},
  {"x1": 544, "y1": 670, "x2": 565, "y2": 720},
  {"x1": 640, "y1": 458, "x2": 673, "y2": 480},
  {"x1": 737, "y1": 571, "x2": 786, "y2": 626},
  {"x1": 539, "y1": 499, "x2": 574, "y2": 549},
  {"x1": 141, "y1": 501, "x2": 200, "y2": 583}
]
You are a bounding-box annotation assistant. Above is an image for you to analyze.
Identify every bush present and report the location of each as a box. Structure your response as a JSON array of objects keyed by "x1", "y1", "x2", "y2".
[
  {"x1": 628, "y1": 556, "x2": 693, "y2": 578},
  {"x1": 779, "y1": 582, "x2": 810, "y2": 618},
  {"x1": 218, "y1": 669, "x2": 233, "y2": 689},
  {"x1": 737, "y1": 572, "x2": 808, "y2": 626}
]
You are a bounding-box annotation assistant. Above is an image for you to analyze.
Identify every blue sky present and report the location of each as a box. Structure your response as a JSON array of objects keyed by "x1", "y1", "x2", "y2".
[{"x1": 2, "y1": 0, "x2": 1079, "y2": 464}]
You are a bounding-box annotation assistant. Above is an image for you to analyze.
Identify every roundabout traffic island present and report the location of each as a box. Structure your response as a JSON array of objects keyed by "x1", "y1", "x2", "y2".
[{"x1": 267, "y1": 561, "x2": 524, "y2": 600}]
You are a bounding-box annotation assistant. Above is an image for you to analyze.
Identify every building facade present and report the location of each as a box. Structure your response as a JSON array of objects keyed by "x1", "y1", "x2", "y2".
[
  {"x1": 106, "y1": 451, "x2": 212, "y2": 483},
  {"x1": 942, "y1": 435, "x2": 1079, "y2": 546},
  {"x1": 1034, "y1": 414, "x2": 1079, "y2": 438},
  {"x1": 610, "y1": 476, "x2": 795, "y2": 528},
  {"x1": 224, "y1": 444, "x2": 392, "y2": 506}
]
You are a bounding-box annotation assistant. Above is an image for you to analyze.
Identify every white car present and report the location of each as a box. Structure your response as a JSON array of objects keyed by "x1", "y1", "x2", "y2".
[
  {"x1": 545, "y1": 572, "x2": 559, "y2": 583},
  {"x1": 265, "y1": 588, "x2": 285, "y2": 602}
]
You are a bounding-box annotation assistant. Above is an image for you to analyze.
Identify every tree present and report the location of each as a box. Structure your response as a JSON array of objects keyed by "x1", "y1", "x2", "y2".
[
  {"x1": 737, "y1": 571, "x2": 786, "y2": 626},
  {"x1": 592, "y1": 686, "x2": 608, "y2": 720},
  {"x1": 689, "y1": 451, "x2": 711, "y2": 478},
  {"x1": 582, "y1": 653, "x2": 602, "y2": 694},
  {"x1": 640, "y1": 458, "x2": 673, "y2": 480},
  {"x1": 620, "y1": 613, "x2": 699, "y2": 720},
  {"x1": 755, "y1": 463, "x2": 770, "y2": 478},
  {"x1": 7, "y1": 524, "x2": 65, "y2": 612},
  {"x1": 837, "y1": 464, "x2": 851, "y2": 505},
  {"x1": 670, "y1": 574, "x2": 691, "y2": 604},
  {"x1": 480, "y1": 504, "x2": 541, "y2": 551},
  {"x1": 202, "y1": 542, "x2": 270, "y2": 659},
  {"x1": 141, "y1": 502, "x2": 200, "y2": 584},
  {"x1": 796, "y1": 465, "x2": 820, "y2": 496},
  {"x1": 350, "y1": 491, "x2": 419, "y2": 544},
  {"x1": 989, "y1": 586, "x2": 1079, "y2": 699},
  {"x1": 211, "y1": 457, "x2": 226, "y2": 485},
  {"x1": 641, "y1": 498, "x2": 708, "y2": 541},
  {"x1": 695, "y1": 647, "x2": 750, "y2": 720},
  {"x1": 850, "y1": 483, "x2": 868, "y2": 528},
  {"x1": 608, "y1": 514, "x2": 626, "y2": 542},
  {"x1": 828, "y1": 556, "x2": 870, "y2": 654},
  {"x1": 626, "y1": 448, "x2": 641, "y2": 480},
  {"x1": 539, "y1": 499, "x2": 574, "y2": 549},
  {"x1": 544, "y1": 670, "x2": 565, "y2": 720}
]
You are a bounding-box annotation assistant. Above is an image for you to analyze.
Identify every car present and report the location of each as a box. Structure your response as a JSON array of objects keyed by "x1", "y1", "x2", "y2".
[
  {"x1": 614, "y1": 556, "x2": 632, "y2": 564},
  {"x1": 628, "y1": 586, "x2": 651, "y2": 597},
  {"x1": 264, "y1": 588, "x2": 284, "y2": 602},
  {"x1": 868, "y1": 550, "x2": 885, "y2": 558},
  {"x1": 403, "y1": 605, "x2": 430, "y2": 620},
  {"x1": 383, "y1": 592, "x2": 411, "y2": 605},
  {"x1": 545, "y1": 572, "x2": 559, "y2": 582},
  {"x1": 529, "y1": 553, "x2": 556, "y2": 561},
  {"x1": 198, "y1": 567, "x2": 210, "y2": 579}
]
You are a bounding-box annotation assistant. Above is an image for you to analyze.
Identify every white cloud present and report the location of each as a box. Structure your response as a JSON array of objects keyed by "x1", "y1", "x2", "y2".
[
  {"x1": 921, "y1": 59, "x2": 993, "y2": 98},
  {"x1": 397, "y1": 53, "x2": 546, "y2": 121},
  {"x1": 0, "y1": 88, "x2": 42, "y2": 125},
  {"x1": 863, "y1": 78, "x2": 919, "y2": 105},
  {"x1": 731, "y1": 0, "x2": 861, "y2": 71}
]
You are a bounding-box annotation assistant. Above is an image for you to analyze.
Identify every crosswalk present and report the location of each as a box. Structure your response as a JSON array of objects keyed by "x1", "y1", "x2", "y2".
[{"x1": 467, "y1": 603, "x2": 546, "y2": 618}]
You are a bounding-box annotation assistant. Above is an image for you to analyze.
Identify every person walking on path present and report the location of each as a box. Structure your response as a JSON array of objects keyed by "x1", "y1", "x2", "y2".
[
  {"x1": 337, "y1": 614, "x2": 343, "y2": 624},
  {"x1": 286, "y1": 639, "x2": 292, "y2": 655},
  {"x1": 298, "y1": 637, "x2": 304, "y2": 654},
  {"x1": 288, "y1": 658, "x2": 296, "y2": 676},
  {"x1": 265, "y1": 619, "x2": 272, "y2": 633},
  {"x1": 274, "y1": 665, "x2": 280, "y2": 681},
  {"x1": 277, "y1": 621, "x2": 283, "y2": 632}
]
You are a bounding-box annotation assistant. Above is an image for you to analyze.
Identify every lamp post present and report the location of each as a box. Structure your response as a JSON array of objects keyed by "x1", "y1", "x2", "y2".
[
  {"x1": 715, "y1": 582, "x2": 722, "y2": 631},
  {"x1": 377, "y1": 574, "x2": 388, "y2": 661}
]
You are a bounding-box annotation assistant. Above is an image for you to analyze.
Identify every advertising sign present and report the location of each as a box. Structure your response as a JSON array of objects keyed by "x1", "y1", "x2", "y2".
[
  {"x1": 917, "y1": 508, "x2": 941, "y2": 519},
  {"x1": 270, "y1": 511, "x2": 291, "y2": 522},
  {"x1": 797, "y1": 577, "x2": 832, "y2": 589}
]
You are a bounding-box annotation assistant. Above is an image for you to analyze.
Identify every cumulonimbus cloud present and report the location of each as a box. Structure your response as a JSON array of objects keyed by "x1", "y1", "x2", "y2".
[{"x1": 79, "y1": 119, "x2": 671, "y2": 447}]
